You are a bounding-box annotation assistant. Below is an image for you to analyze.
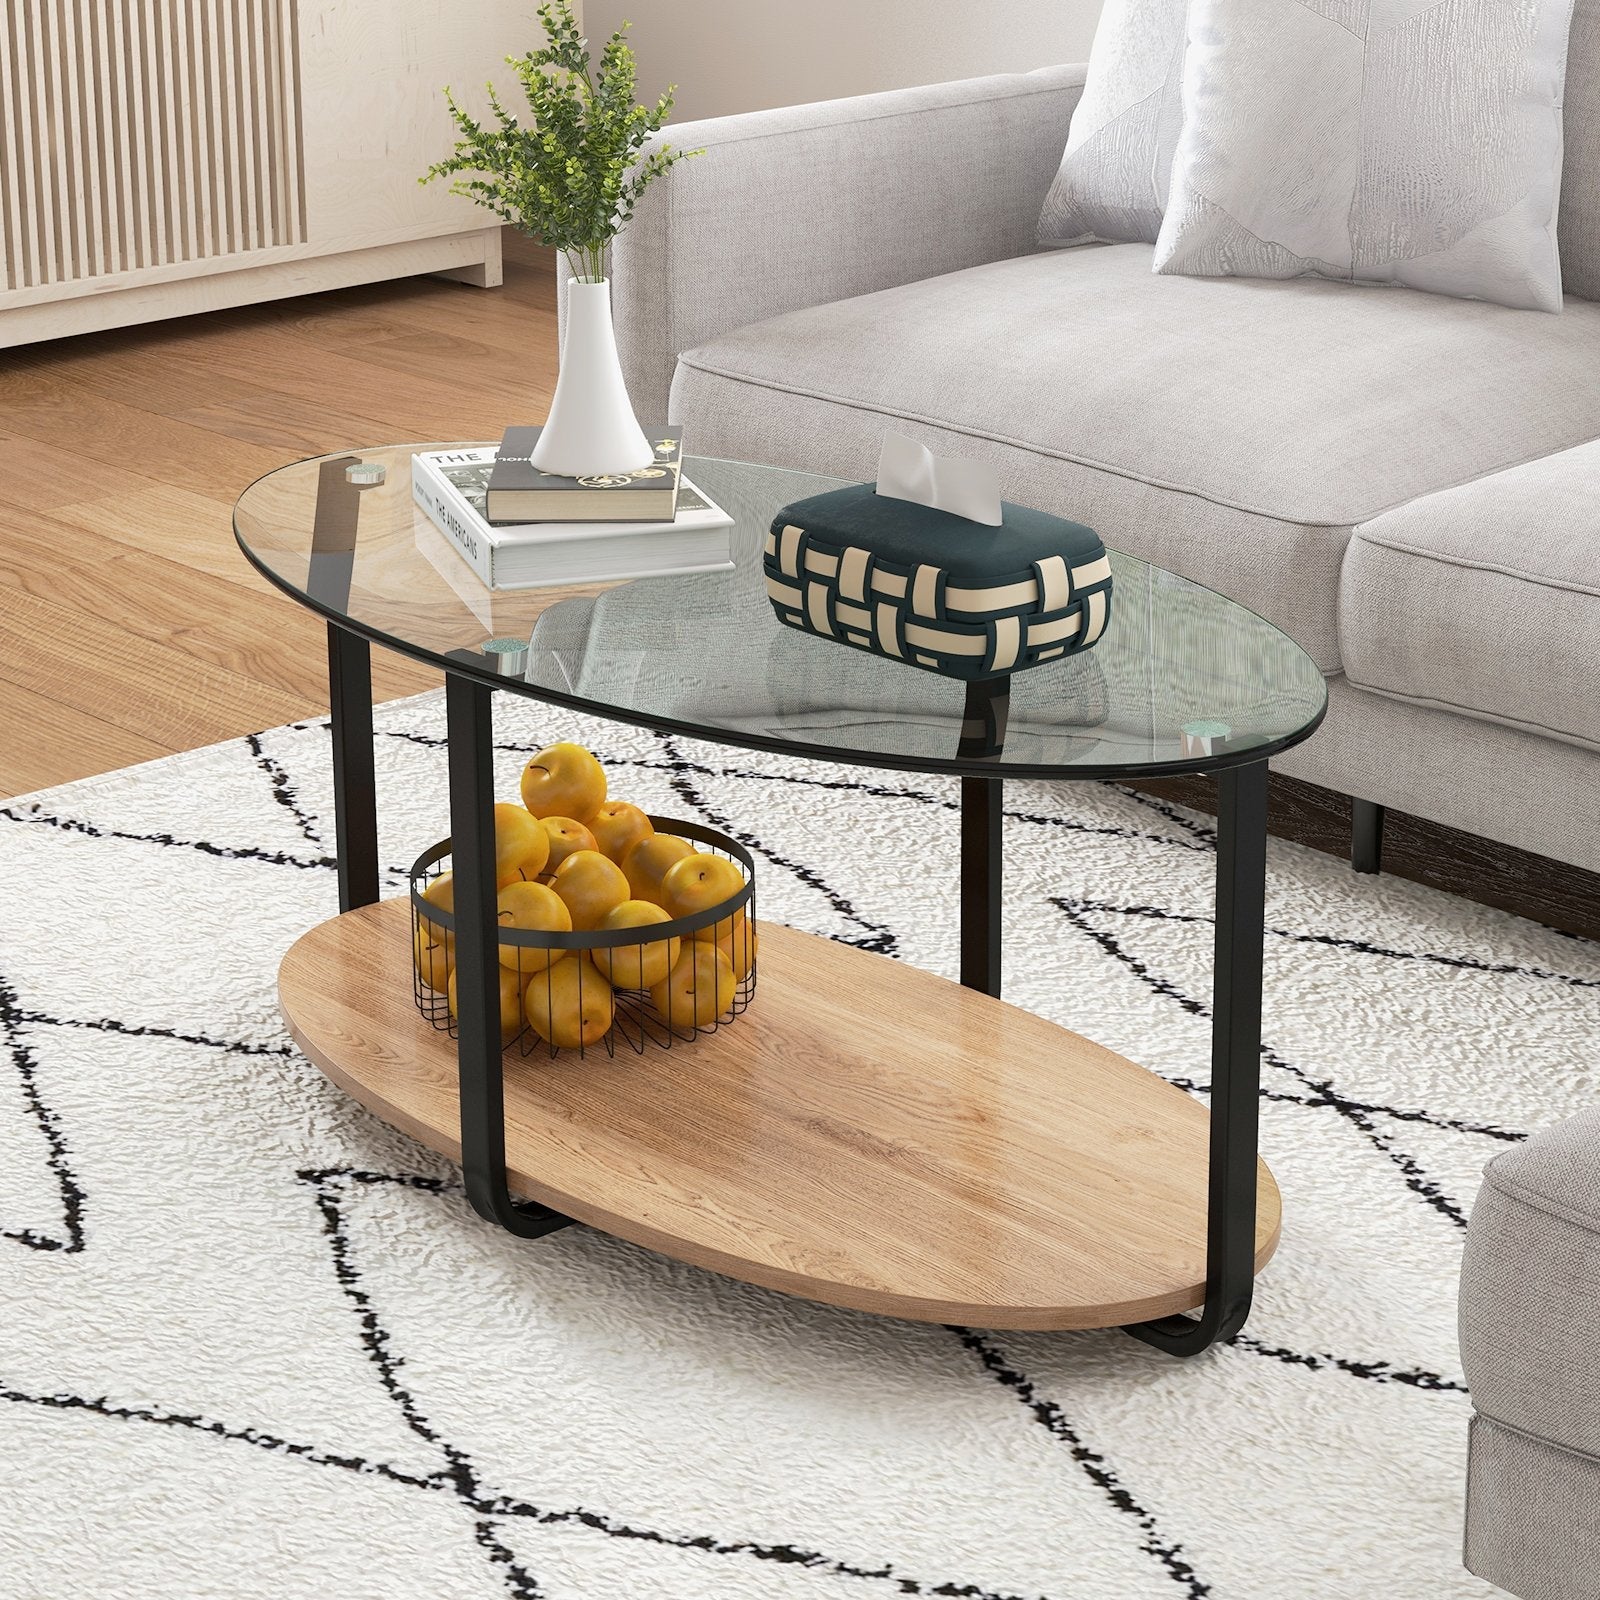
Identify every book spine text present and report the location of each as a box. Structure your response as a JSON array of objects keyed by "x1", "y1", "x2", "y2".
[{"x1": 412, "y1": 465, "x2": 494, "y2": 587}]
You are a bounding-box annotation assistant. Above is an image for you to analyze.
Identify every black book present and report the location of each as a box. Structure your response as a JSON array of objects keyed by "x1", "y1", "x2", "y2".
[{"x1": 485, "y1": 426, "x2": 683, "y2": 524}]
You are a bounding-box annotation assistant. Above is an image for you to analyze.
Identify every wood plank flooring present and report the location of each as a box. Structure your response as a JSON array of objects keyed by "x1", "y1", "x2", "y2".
[{"x1": 0, "y1": 230, "x2": 558, "y2": 798}]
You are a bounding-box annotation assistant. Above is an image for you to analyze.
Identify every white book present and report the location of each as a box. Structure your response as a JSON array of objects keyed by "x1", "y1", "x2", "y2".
[{"x1": 411, "y1": 446, "x2": 735, "y2": 590}]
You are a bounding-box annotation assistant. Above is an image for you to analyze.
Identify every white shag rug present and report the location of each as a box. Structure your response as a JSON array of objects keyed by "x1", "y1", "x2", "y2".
[{"x1": 3, "y1": 688, "x2": 1595, "y2": 1600}]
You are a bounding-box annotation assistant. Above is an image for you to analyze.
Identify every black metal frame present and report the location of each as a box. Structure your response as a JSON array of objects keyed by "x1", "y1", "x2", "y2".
[
  {"x1": 308, "y1": 455, "x2": 379, "y2": 914},
  {"x1": 320, "y1": 634, "x2": 1273, "y2": 1354},
  {"x1": 956, "y1": 677, "x2": 1008, "y2": 997},
  {"x1": 956, "y1": 759, "x2": 1269, "y2": 1355},
  {"x1": 1125, "y1": 762, "x2": 1269, "y2": 1353},
  {"x1": 959, "y1": 779, "x2": 1003, "y2": 997},
  {"x1": 328, "y1": 627, "x2": 378, "y2": 913},
  {"x1": 444, "y1": 673, "x2": 574, "y2": 1239},
  {"x1": 1352, "y1": 797, "x2": 1385, "y2": 875}
]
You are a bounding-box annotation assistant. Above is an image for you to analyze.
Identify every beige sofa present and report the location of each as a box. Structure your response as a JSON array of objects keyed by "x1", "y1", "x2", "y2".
[
  {"x1": 588, "y1": 62, "x2": 1600, "y2": 875},
  {"x1": 586, "y1": 60, "x2": 1600, "y2": 1596}
]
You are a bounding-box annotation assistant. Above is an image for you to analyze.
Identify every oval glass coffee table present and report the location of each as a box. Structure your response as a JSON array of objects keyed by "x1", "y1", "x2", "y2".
[{"x1": 234, "y1": 445, "x2": 1326, "y2": 1355}]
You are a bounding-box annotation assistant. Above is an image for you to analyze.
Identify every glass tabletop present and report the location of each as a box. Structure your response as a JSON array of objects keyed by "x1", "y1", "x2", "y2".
[{"x1": 233, "y1": 445, "x2": 1326, "y2": 781}]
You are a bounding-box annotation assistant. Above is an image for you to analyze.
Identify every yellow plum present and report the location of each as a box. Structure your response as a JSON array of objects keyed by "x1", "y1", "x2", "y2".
[
  {"x1": 551, "y1": 849, "x2": 630, "y2": 931},
  {"x1": 649, "y1": 942, "x2": 736, "y2": 1037},
  {"x1": 591, "y1": 900, "x2": 681, "y2": 990},
  {"x1": 621, "y1": 832, "x2": 694, "y2": 905},
  {"x1": 495, "y1": 880, "x2": 571, "y2": 975},
  {"x1": 524, "y1": 956, "x2": 615, "y2": 1050},
  {"x1": 520, "y1": 742, "x2": 607, "y2": 823}
]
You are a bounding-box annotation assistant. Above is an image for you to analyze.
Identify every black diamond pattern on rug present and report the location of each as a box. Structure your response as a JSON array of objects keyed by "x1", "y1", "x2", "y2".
[{"x1": 4, "y1": 688, "x2": 1589, "y2": 1598}]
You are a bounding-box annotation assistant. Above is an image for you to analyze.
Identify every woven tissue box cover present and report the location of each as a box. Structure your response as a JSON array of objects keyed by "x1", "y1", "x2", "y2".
[{"x1": 764, "y1": 484, "x2": 1112, "y2": 680}]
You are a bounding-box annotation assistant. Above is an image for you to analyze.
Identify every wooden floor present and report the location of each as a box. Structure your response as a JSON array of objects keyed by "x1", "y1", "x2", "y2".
[{"x1": 0, "y1": 230, "x2": 558, "y2": 798}]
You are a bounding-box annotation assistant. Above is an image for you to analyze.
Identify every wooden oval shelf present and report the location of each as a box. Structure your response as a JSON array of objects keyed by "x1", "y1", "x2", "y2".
[{"x1": 280, "y1": 898, "x2": 1279, "y2": 1330}]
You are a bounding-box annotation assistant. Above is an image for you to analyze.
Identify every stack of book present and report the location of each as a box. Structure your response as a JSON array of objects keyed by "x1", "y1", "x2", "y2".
[{"x1": 411, "y1": 426, "x2": 735, "y2": 590}]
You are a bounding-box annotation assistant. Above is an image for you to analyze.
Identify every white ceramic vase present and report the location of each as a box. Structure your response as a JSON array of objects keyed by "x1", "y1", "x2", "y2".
[{"x1": 532, "y1": 276, "x2": 654, "y2": 477}]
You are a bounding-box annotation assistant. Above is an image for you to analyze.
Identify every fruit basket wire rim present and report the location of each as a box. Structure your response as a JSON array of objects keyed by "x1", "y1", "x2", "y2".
[{"x1": 408, "y1": 814, "x2": 756, "y2": 949}]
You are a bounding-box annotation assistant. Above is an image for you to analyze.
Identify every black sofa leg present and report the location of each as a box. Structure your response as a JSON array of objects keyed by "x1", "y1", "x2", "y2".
[{"x1": 1352, "y1": 799, "x2": 1385, "y2": 875}]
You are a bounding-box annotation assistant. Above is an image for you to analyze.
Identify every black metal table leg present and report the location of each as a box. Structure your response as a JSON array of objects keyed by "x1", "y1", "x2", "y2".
[
  {"x1": 957, "y1": 676, "x2": 1009, "y2": 998},
  {"x1": 960, "y1": 777, "x2": 1003, "y2": 996},
  {"x1": 1125, "y1": 759, "x2": 1269, "y2": 1356},
  {"x1": 445, "y1": 671, "x2": 573, "y2": 1239},
  {"x1": 1352, "y1": 797, "x2": 1384, "y2": 875},
  {"x1": 306, "y1": 453, "x2": 380, "y2": 915},
  {"x1": 327, "y1": 623, "x2": 379, "y2": 912}
]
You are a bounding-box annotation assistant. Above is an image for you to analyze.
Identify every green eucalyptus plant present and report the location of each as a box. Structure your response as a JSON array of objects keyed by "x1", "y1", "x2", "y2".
[{"x1": 421, "y1": 1, "x2": 699, "y2": 285}]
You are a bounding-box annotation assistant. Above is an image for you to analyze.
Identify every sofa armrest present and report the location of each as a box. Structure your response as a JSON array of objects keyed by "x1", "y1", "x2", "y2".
[{"x1": 577, "y1": 65, "x2": 1086, "y2": 424}]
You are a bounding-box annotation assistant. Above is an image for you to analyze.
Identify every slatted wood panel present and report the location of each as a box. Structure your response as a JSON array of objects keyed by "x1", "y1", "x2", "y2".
[{"x1": 0, "y1": 0, "x2": 306, "y2": 291}]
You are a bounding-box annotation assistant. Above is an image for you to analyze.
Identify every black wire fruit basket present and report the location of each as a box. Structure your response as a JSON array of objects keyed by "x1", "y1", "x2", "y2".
[{"x1": 409, "y1": 817, "x2": 756, "y2": 1059}]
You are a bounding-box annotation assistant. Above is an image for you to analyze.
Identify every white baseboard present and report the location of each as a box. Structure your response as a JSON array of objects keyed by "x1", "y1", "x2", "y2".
[{"x1": 0, "y1": 228, "x2": 504, "y2": 349}]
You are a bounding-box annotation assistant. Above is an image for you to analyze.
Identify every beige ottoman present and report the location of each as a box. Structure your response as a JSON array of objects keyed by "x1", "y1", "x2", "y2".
[{"x1": 1461, "y1": 1107, "x2": 1600, "y2": 1599}]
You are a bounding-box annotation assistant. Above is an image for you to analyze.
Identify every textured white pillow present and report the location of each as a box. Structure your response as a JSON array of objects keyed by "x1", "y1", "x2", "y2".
[
  {"x1": 1037, "y1": 0, "x2": 1187, "y2": 246},
  {"x1": 1153, "y1": 0, "x2": 1576, "y2": 313}
]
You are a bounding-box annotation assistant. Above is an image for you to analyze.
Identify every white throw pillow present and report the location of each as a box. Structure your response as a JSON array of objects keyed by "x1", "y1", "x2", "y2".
[
  {"x1": 1152, "y1": 0, "x2": 1576, "y2": 313},
  {"x1": 1037, "y1": 0, "x2": 1187, "y2": 246}
]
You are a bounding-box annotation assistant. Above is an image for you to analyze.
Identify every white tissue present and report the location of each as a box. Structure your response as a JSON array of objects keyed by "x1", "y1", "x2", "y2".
[{"x1": 875, "y1": 431, "x2": 1003, "y2": 527}]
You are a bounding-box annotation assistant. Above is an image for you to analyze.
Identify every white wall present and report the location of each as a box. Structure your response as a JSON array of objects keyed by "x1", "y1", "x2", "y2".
[{"x1": 580, "y1": 0, "x2": 1104, "y2": 122}]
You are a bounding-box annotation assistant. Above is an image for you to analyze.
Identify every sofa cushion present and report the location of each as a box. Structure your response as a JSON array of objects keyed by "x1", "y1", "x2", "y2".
[
  {"x1": 1035, "y1": 0, "x2": 1600, "y2": 302},
  {"x1": 1342, "y1": 441, "x2": 1600, "y2": 752},
  {"x1": 671, "y1": 245, "x2": 1600, "y2": 672}
]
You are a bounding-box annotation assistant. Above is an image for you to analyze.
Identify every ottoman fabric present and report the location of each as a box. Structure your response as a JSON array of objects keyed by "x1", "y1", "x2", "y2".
[
  {"x1": 1461, "y1": 1108, "x2": 1600, "y2": 1597},
  {"x1": 1465, "y1": 1415, "x2": 1600, "y2": 1600},
  {"x1": 1460, "y1": 1106, "x2": 1600, "y2": 1461}
]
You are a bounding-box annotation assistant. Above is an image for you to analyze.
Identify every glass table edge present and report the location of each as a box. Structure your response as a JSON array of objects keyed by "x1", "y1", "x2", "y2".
[{"x1": 232, "y1": 448, "x2": 1332, "y2": 785}]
